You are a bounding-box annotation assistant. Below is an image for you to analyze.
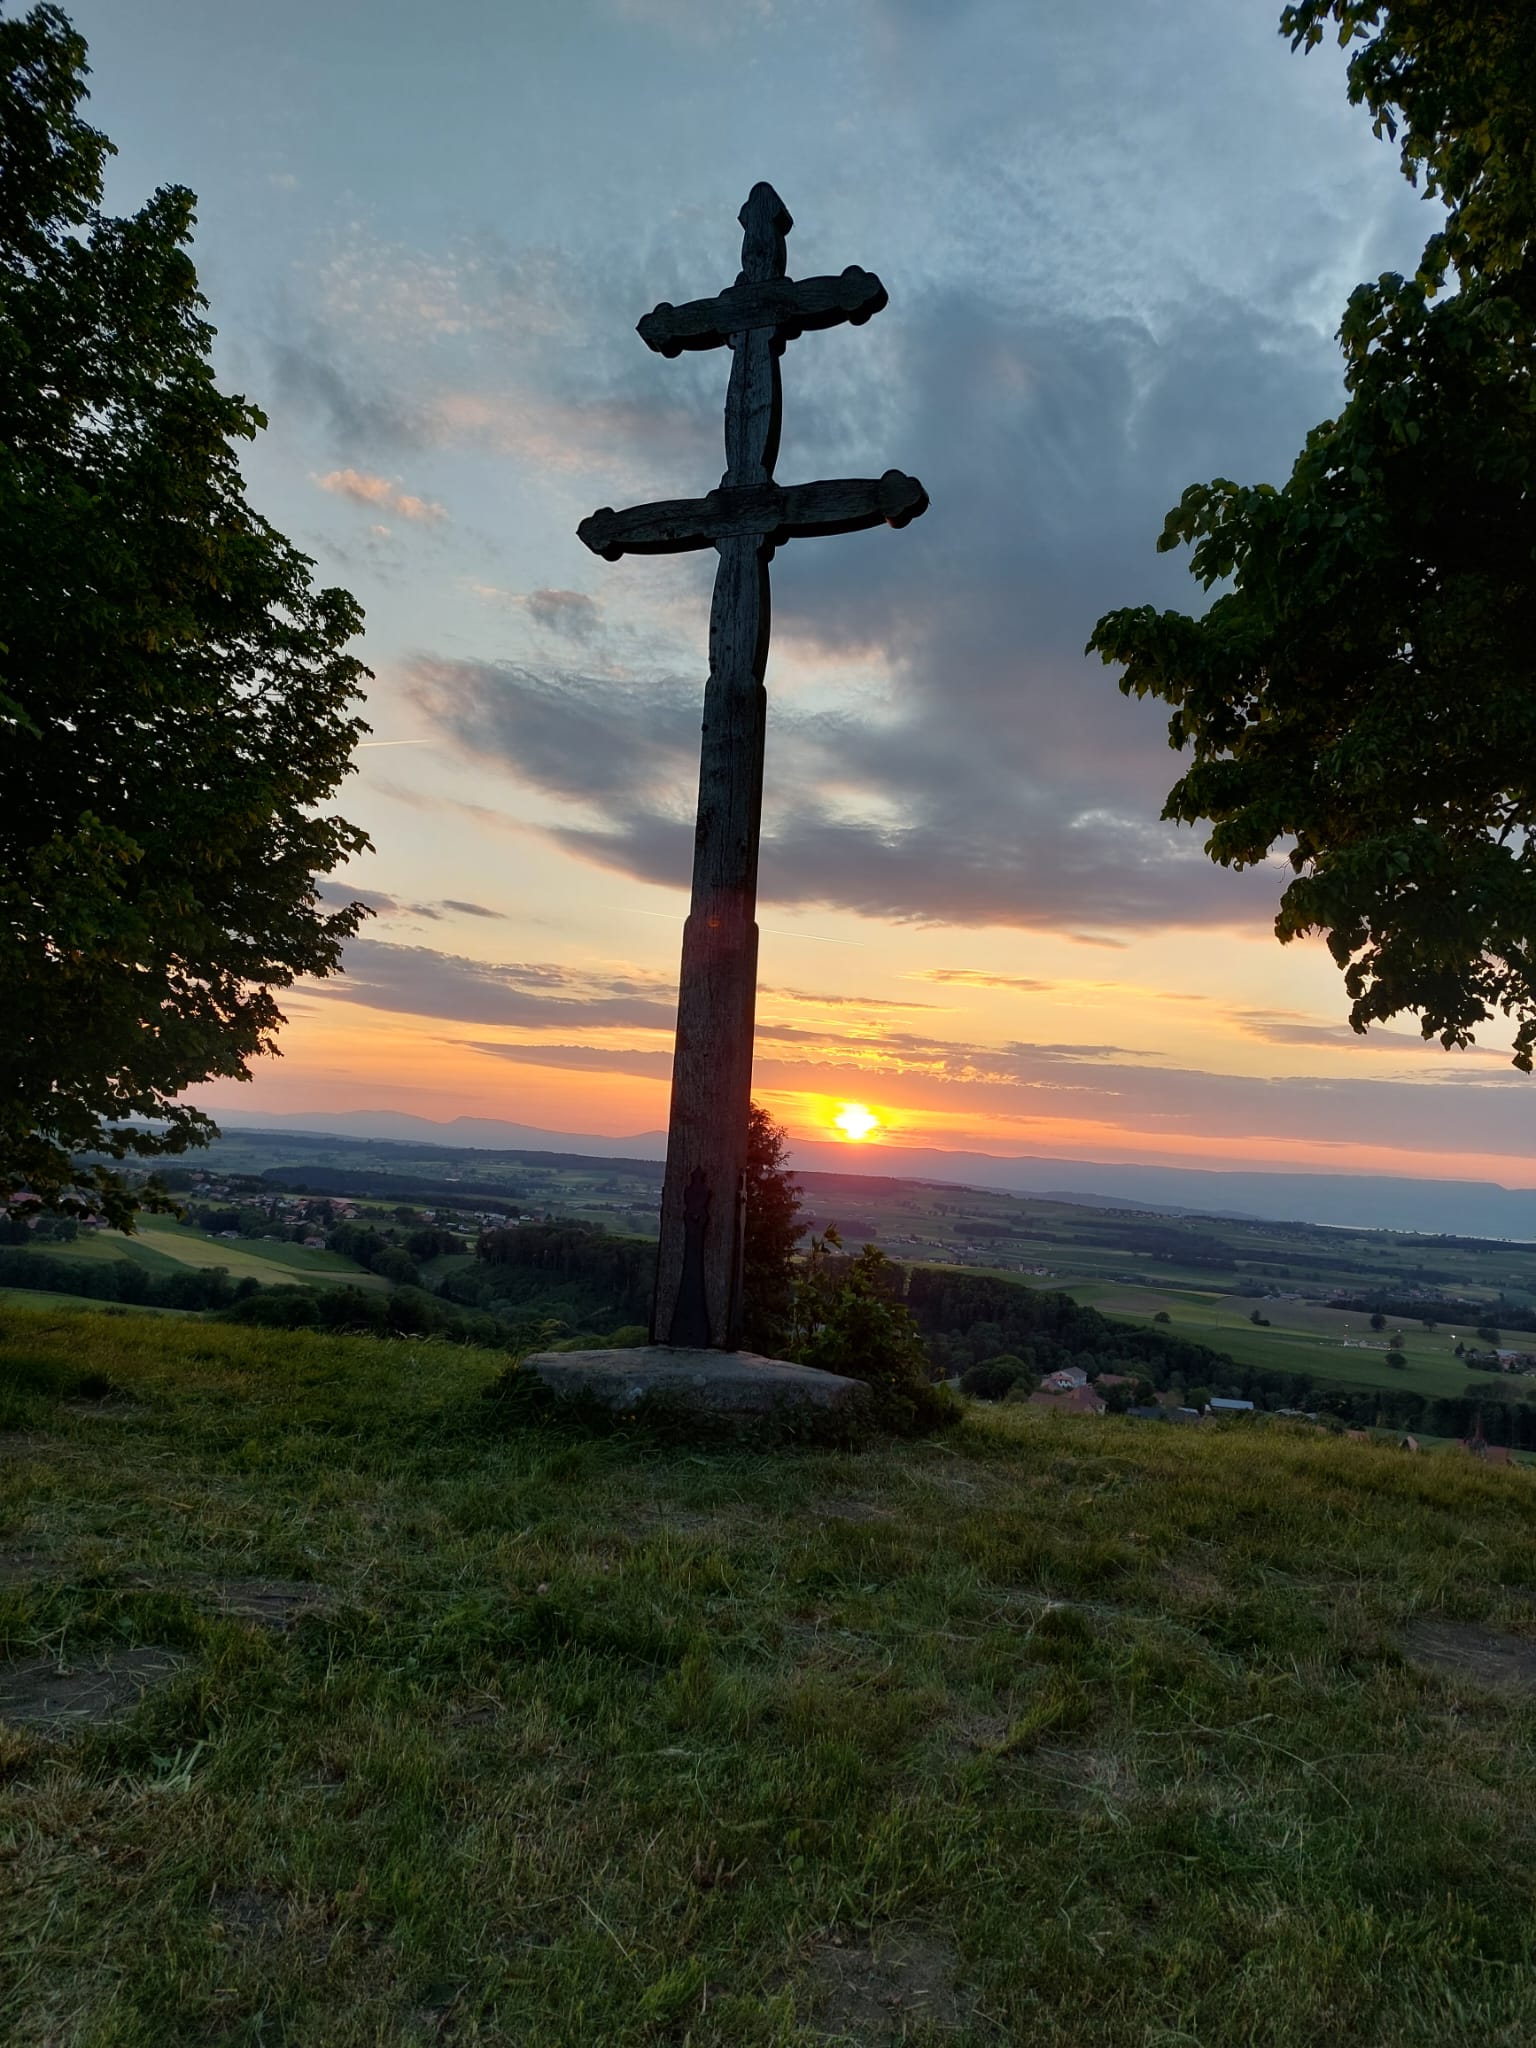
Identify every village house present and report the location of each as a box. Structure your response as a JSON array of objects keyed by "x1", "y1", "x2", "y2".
[
  {"x1": 1029, "y1": 1384, "x2": 1106, "y2": 1417},
  {"x1": 1040, "y1": 1367, "x2": 1090, "y2": 1393}
]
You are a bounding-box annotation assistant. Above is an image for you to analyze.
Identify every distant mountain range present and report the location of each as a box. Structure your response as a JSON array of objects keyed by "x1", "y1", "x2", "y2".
[
  {"x1": 199, "y1": 1105, "x2": 671, "y2": 1160},
  {"x1": 197, "y1": 1104, "x2": 1536, "y2": 1241}
]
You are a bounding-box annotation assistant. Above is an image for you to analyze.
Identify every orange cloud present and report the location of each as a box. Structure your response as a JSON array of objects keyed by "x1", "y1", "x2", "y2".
[{"x1": 314, "y1": 468, "x2": 446, "y2": 523}]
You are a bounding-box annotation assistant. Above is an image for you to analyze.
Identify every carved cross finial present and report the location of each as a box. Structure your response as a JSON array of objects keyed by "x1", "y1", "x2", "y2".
[{"x1": 738, "y1": 181, "x2": 791, "y2": 284}]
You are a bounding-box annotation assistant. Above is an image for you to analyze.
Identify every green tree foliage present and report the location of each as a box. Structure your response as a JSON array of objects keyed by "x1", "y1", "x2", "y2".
[
  {"x1": 405, "y1": 1225, "x2": 466, "y2": 1261},
  {"x1": 1089, "y1": 3, "x2": 1536, "y2": 1062},
  {"x1": 739, "y1": 1101, "x2": 804, "y2": 1354},
  {"x1": 958, "y1": 1351, "x2": 1034, "y2": 1400},
  {"x1": 368, "y1": 1247, "x2": 421, "y2": 1289},
  {"x1": 1, "y1": 8, "x2": 372, "y2": 1225},
  {"x1": 793, "y1": 1231, "x2": 956, "y2": 1434},
  {"x1": 466, "y1": 1220, "x2": 655, "y2": 1332}
]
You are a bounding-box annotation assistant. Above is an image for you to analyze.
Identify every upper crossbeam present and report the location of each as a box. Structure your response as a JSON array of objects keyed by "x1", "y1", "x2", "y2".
[
  {"x1": 577, "y1": 469, "x2": 928, "y2": 561},
  {"x1": 637, "y1": 267, "x2": 888, "y2": 355}
]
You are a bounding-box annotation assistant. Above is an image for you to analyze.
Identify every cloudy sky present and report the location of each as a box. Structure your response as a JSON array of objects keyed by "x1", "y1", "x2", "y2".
[{"x1": 68, "y1": 0, "x2": 1536, "y2": 1184}]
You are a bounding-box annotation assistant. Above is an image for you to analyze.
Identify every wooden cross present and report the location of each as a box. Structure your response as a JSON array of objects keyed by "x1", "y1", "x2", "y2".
[{"x1": 578, "y1": 181, "x2": 928, "y2": 1350}]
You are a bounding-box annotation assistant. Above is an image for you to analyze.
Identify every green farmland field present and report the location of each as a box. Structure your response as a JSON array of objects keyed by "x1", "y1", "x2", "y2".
[
  {"x1": 1002, "y1": 1273, "x2": 1509, "y2": 1400},
  {"x1": 40, "y1": 1229, "x2": 183, "y2": 1276},
  {"x1": 0, "y1": 1287, "x2": 192, "y2": 1318},
  {"x1": 43, "y1": 1218, "x2": 386, "y2": 1293}
]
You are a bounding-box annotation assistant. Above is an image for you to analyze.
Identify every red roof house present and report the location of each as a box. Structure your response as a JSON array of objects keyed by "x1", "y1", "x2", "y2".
[{"x1": 1028, "y1": 1386, "x2": 1106, "y2": 1417}]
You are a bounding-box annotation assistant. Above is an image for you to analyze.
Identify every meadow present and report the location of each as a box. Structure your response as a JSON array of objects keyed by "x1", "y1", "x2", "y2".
[
  {"x1": 0, "y1": 1287, "x2": 190, "y2": 1318},
  {"x1": 3, "y1": 1303, "x2": 1535, "y2": 2045},
  {"x1": 40, "y1": 1215, "x2": 390, "y2": 1293},
  {"x1": 1004, "y1": 1276, "x2": 1497, "y2": 1401}
]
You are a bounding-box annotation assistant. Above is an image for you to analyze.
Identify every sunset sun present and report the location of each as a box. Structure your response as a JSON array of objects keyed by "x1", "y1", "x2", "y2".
[{"x1": 833, "y1": 1102, "x2": 880, "y2": 1143}]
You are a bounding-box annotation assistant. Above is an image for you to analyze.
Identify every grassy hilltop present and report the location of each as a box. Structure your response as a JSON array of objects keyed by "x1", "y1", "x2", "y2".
[{"x1": 3, "y1": 1305, "x2": 1535, "y2": 2045}]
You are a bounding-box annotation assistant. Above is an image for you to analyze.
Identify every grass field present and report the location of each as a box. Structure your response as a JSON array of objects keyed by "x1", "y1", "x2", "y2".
[
  {"x1": 2, "y1": 1304, "x2": 1535, "y2": 2045},
  {"x1": 43, "y1": 1216, "x2": 387, "y2": 1293},
  {"x1": 991, "y1": 1271, "x2": 1503, "y2": 1400},
  {"x1": 0, "y1": 1288, "x2": 191, "y2": 1318},
  {"x1": 417, "y1": 1251, "x2": 478, "y2": 1288},
  {"x1": 41, "y1": 1229, "x2": 185, "y2": 1276}
]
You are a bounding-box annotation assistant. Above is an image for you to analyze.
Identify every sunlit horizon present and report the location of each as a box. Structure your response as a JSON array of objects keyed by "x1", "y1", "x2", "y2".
[{"x1": 832, "y1": 1102, "x2": 881, "y2": 1143}]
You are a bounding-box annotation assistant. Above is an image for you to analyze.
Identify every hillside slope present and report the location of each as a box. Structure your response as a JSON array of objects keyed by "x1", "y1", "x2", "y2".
[{"x1": 2, "y1": 1306, "x2": 1534, "y2": 2045}]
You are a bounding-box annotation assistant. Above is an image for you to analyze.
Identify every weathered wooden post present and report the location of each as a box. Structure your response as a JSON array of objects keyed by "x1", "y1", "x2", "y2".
[{"x1": 579, "y1": 183, "x2": 927, "y2": 1350}]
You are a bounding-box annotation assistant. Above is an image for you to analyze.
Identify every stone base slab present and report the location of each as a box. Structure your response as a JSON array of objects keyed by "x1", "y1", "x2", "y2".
[{"x1": 521, "y1": 1346, "x2": 870, "y2": 1417}]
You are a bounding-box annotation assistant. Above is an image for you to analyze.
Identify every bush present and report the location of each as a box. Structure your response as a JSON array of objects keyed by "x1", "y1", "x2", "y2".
[
  {"x1": 369, "y1": 1247, "x2": 421, "y2": 1288},
  {"x1": 793, "y1": 1235, "x2": 958, "y2": 1436},
  {"x1": 959, "y1": 1353, "x2": 1032, "y2": 1401}
]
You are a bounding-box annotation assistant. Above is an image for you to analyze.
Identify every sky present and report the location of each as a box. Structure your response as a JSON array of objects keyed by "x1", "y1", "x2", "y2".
[{"x1": 63, "y1": 0, "x2": 1536, "y2": 1187}]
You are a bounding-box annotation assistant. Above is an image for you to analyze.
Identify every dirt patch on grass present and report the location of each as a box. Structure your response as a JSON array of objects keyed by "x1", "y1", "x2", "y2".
[
  {"x1": 0, "y1": 1546, "x2": 51, "y2": 1584},
  {"x1": 936, "y1": 1709, "x2": 1011, "y2": 1757},
  {"x1": 209, "y1": 1887, "x2": 340, "y2": 1973},
  {"x1": 0, "y1": 1561, "x2": 329, "y2": 1631},
  {"x1": 211, "y1": 1887, "x2": 288, "y2": 1945},
  {"x1": 793, "y1": 1928, "x2": 973, "y2": 2041},
  {"x1": 905, "y1": 1468, "x2": 992, "y2": 1504},
  {"x1": 780, "y1": 1619, "x2": 889, "y2": 1672},
  {"x1": 623, "y1": 1503, "x2": 749, "y2": 1539},
  {"x1": 198, "y1": 1578, "x2": 333, "y2": 1628},
  {"x1": 0, "y1": 1646, "x2": 183, "y2": 1728},
  {"x1": 447, "y1": 1695, "x2": 504, "y2": 1728},
  {"x1": 1158, "y1": 1562, "x2": 1231, "y2": 1608},
  {"x1": 812, "y1": 1498, "x2": 898, "y2": 1524},
  {"x1": 1403, "y1": 1618, "x2": 1536, "y2": 1691},
  {"x1": 1031, "y1": 1744, "x2": 1138, "y2": 1812},
  {"x1": 0, "y1": 1434, "x2": 66, "y2": 1458}
]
